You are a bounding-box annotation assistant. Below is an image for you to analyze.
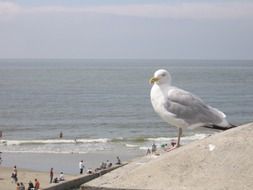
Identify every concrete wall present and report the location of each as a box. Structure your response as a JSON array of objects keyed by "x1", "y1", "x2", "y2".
[{"x1": 43, "y1": 165, "x2": 125, "y2": 190}]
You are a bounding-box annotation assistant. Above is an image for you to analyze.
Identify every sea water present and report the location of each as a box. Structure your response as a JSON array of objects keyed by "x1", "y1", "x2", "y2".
[{"x1": 0, "y1": 59, "x2": 253, "y2": 162}]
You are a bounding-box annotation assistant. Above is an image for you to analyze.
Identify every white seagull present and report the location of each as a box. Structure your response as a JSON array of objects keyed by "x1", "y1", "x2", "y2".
[{"x1": 150, "y1": 69, "x2": 234, "y2": 147}]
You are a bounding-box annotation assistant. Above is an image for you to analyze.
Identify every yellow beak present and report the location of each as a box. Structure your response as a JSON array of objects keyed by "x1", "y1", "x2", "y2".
[{"x1": 149, "y1": 77, "x2": 160, "y2": 85}]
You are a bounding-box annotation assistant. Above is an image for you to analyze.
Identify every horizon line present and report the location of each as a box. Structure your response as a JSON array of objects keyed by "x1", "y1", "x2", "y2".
[{"x1": 0, "y1": 58, "x2": 252, "y2": 61}]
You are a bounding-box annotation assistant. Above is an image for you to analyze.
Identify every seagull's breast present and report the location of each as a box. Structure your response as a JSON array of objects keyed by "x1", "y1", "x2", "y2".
[
  {"x1": 150, "y1": 84, "x2": 188, "y2": 128},
  {"x1": 150, "y1": 85, "x2": 173, "y2": 120},
  {"x1": 150, "y1": 85, "x2": 165, "y2": 113}
]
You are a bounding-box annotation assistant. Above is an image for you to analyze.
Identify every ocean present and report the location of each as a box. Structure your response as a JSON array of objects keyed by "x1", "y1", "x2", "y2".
[{"x1": 0, "y1": 59, "x2": 253, "y2": 173}]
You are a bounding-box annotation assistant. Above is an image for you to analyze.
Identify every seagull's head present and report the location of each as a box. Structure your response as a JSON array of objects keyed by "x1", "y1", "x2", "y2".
[{"x1": 149, "y1": 69, "x2": 171, "y2": 85}]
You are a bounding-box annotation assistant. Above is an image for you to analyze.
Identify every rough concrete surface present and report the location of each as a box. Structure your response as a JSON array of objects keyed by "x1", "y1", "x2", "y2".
[{"x1": 82, "y1": 123, "x2": 253, "y2": 190}]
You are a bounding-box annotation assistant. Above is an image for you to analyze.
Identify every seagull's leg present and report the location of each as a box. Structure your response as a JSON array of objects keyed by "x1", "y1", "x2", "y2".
[{"x1": 176, "y1": 128, "x2": 182, "y2": 147}]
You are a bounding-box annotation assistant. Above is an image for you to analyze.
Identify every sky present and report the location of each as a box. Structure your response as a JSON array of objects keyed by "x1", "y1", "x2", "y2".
[{"x1": 0, "y1": 0, "x2": 253, "y2": 59}]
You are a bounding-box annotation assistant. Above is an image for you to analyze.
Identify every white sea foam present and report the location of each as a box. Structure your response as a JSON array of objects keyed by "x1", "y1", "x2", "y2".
[
  {"x1": 141, "y1": 134, "x2": 209, "y2": 150},
  {"x1": 77, "y1": 138, "x2": 109, "y2": 143},
  {"x1": 182, "y1": 133, "x2": 208, "y2": 141},
  {"x1": 0, "y1": 134, "x2": 209, "y2": 154},
  {"x1": 125, "y1": 144, "x2": 139, "y2": 148},
  {"x1": 147, "y1": 137, "x2": 174, "y2": 142},
  {"x1": 0, "y1": 138, "x2": 110, "y2": 146},
  {"x1": 2, "y1": 150, "x2": 89, "y2": 154},
  {"x1": 139, "y1": 146, "x2": 150, "y2": 150},
  {"x1": 147, "y1": 133, "x2": 208, "y2": 142},
  {"x1": 0, "y1": 142, "x2": 108, "y2": 154}
]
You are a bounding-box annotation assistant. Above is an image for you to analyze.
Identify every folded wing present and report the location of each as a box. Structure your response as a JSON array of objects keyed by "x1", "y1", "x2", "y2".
[{"x1": 164, "y1": 88, "x2": 225, "y2": 128}]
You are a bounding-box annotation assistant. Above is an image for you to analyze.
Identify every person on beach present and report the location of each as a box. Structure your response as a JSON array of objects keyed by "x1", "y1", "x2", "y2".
[
  {"x1": 34, "y1": 178, "x2": 40, "y2": 190},
  {"x1": 50, "y1": 168, "x2": 54, "y2": 183},
  {"x1": 11, "y1": 165, "x2": 18, "y2": 183},
  {"x1": 16, "y1": 182, "x2": 20, "y2": 190},
  {"x1": 59, "y1": 172, "x2": 65, "y2": 181},
  {"x1": 165, "y1": 140, "x2": 177, "y2": 152},
  {"x1": 28, "y1": 180, "x2": 34, "y2": 190},
  {"x1": 20, "y1": 182, "x2": 25, "y2": 190},
  {"x1": 116, "y1": 156, "x2": 121, "y2": 165},
  {"x1": 87, "y1": 168, "x2": 93, "y2": 174},
  {"x1": 53, "y1": 177, "x2": 58, "y2": 183},
  {"x1": 106, "y1": 160, "x2": 112, "y2": 168},
  {"x1": 151, "y1": 143, "x2": 157, "y2": 153},
  {"x1": 170, "y1": 139, "x2": 176, "y2": 147},
  {"x1": 13, "y1": 165, "x2": 18, "y2": 175},
  {"x1": 79, "y1": 160, "x2": 85, "y2": 174},
  {"x1": 146, "y1": 148, "x2": 151, "y2": 155},
  {"x1": 11, "y1": 172, "x2": 17, "y2": 183},
  {"x1": 59, "y1": 131, "x2": 63, "y2": 138},
  {"x1": 100, "y1": 162, "x2": 106, "y2": 169}
]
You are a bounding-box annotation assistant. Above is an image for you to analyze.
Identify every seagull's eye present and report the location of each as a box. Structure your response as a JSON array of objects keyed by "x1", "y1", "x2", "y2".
[{"x1": 161, "y1": 73, "x2": 166, "y2": 77}]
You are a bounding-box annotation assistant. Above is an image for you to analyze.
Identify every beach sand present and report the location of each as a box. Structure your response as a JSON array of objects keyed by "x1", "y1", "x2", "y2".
[
  {"x1": 83, "y1": 123, "x2": 253, "y2": 190},
  {"x1": 1, "y1": 151, "x2": 143, "y2": 175},
  {"x1": 0, "y1": 166, "x2": 76, "y2": 190},
  {"x1": 0, "y1": 147, "x2": 143, "y2": 190}
]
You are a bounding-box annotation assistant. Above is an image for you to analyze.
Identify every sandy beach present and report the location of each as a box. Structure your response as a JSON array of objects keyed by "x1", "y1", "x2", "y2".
[
  {"x1": 0, "y1": 166, "x2": 76, "y2": 190},
  {"x1": 0, "y1": 150, "x2": 141, "y2": 175},
  {"x1": 0, "y1": 147, "x2": 142, "y2": 190}
]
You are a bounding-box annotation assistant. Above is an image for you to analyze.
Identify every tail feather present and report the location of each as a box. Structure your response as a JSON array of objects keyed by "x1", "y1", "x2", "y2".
[
  {"x1": 202, "y1": 123, "x2": 237, "y2": 131},
  {"x1": 229, "y1": 123, "x2": 237, "y2": 128}
]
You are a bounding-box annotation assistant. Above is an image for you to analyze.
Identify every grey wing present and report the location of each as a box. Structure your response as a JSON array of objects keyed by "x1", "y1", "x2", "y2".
[{"x1": 164, "y1": 88, "x2": 223, "y2": 126}]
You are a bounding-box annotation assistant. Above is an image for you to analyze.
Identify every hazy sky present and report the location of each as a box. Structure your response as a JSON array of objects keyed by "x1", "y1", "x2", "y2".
[{"x1": 0, "y1": 0, "x2": 253, "y2": 59}]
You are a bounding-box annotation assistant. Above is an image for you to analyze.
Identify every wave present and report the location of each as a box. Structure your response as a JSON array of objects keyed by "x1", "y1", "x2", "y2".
[
  {"x1": 125, "y1": 144, "x2": 139, "y2": 148},
  {"x1": 0, "y1": 133, "x2": 210, "y2": 154},
  {"x1": 2, "y1": 150, "x2": 89, "y2": 154},
  {"x1": 111, "y1": 133, "x2": 208, "y2": 144},
  {"x1": 0, "y1": 133, "x2": 209, "y2": 147},
  {"x1": 139, "y1": 146, "x2": 150, "y2": 150},
  {"x1": 111, "y1": 137, "x2": 146, "y2": 143},
  {"x1": 147, "y1": 133, "x2": 208, "y2": 142},
  {"x1": 0, "y1": 138, "x2": 109, "y2": 146}
]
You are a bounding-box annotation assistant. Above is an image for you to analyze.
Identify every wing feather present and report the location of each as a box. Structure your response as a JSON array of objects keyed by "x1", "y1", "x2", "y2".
[{"x1": 164, "y1": 88, "x2": 223, "y2": 126}]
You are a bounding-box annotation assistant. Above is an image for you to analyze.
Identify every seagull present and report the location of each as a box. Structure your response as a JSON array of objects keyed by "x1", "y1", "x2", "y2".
[{"x1": 149, "y1": 69, "x2": 235, "y2": 147}]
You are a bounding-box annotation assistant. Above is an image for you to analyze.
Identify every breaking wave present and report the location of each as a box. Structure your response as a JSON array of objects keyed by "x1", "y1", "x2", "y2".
[
  {"x1": 0, "y1": 133, "x2": 209, "y2": 154},
  {"x1": 0, "y1": 138, "x2": 109, "y2": 146}
]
